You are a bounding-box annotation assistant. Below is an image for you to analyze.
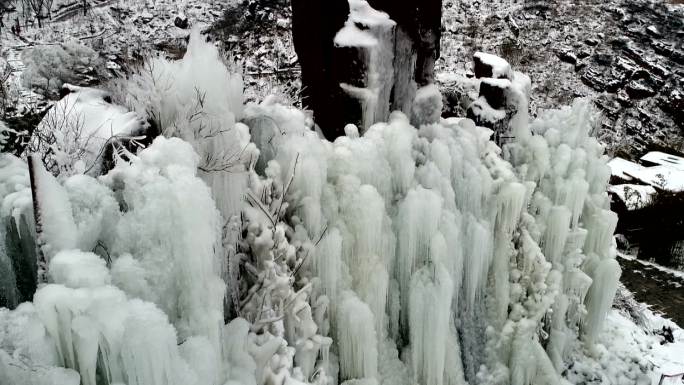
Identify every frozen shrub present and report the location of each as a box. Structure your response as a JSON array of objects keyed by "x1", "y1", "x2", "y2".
[{"x1": 21, "y1": 42, "x2": 105, "y2": 98}]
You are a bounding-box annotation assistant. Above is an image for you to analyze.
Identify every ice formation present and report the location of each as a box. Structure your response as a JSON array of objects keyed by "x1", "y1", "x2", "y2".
[{"x1": 0, "y1": 30, "x2": 623, "y2": 385}]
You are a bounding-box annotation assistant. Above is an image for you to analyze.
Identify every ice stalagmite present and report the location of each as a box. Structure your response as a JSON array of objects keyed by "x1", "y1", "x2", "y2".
[
  {"x1": 314, "y1": 228, "x2": 344, "y2": 318},
  {"x1": 582, "y1": 258, "x2": 621, "y2": 346},
  {"x1": 396, "y1": 187, "x2": 442, "y2": 335},
  {"x1": 490, "y1": 182, "x2": 526, "y2": 327},
  {"x1": 337, "y1": 292, "x2": 378, "y2": 381},
  {"x1": 409, "y1": 263, "x2": 453, "y2": 385},
  {"x1": 105, "y1": 137, "x2": 225, "y2": 349}
]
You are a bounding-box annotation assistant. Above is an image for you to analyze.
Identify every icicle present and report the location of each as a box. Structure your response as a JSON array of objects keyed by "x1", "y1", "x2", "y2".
[
  {"x1": 409, "y1": 263, "x2": 453, "y2": 385},
  {"x1": 314, "y1": 228, "x2": 344, "y2": 320},
  {"x1": 582, "y1": 258, "x2": 621, "y2": 346},
  {"x1": 540, "y1": 206, "x2": 571, "y2": 267},
  {"x1": 491, "y1": 182, "x2": 526, "y2": 326},
  {"x1": 582, "y1": 208, "x2": 618, "y2": 259},
  {"x1": 462, "y1": 214, "x2": 492, "y2": 308},
  {"x1": 396, "y1": 187, "x2": 443, "y2": 334},
  {"x1": 337, "y1": 292, "x2": 378, "y2": 381},
  {"x1": 439, "y1": 211, "x2": 464, "y2": 310},
  {"x1": 443, "y1": 325, "x2": 467, "y2": 385},
  {"x1": 545, "y1": 294, "x2": 570, "y2": 371},
  {"x1": 356, "y1": 255, "x2": 389, "y2": 336}
]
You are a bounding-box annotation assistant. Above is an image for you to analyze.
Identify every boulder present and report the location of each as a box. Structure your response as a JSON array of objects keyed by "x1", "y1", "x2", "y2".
[
  {"x1": 479, "y1": 78, "x2": 511, "y2": 110},
  {"x1": 473, "y1": 52, "x2": 512, "y2": 79},
  {"x1": 174, "y1": 15, "x2": 189, "y2": 29}
]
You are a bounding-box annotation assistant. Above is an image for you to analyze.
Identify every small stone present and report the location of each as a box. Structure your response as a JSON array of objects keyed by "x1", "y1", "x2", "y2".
[
  {"x1": 557, "y1": 50, "x2": 577, "y2": 64},
  {"x1": 585, "y1": 38, "x2": 600, "y2": 46},
  {"x1": 625, "y1": 80, "x2": 656, "y2": 99}
]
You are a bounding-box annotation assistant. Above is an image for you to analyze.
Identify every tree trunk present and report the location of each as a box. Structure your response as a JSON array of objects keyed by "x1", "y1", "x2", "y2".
[{"x1": 27, "y1": 155, "x2": 47, "y2": 284}]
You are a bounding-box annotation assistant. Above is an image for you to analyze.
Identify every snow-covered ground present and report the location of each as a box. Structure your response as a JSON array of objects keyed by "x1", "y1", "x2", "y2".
[
  {"x1": 591, "y1": 308, "x2": 684, "y2": 384},
  {"x1": 620, "y1": 252, "x2": 684, "y2": 280}
]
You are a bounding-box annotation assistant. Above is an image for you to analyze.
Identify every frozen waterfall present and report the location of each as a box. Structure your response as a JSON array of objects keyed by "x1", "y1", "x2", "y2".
[{"x1": 0, "y1": 29, "x2": 622, "y2": 385}]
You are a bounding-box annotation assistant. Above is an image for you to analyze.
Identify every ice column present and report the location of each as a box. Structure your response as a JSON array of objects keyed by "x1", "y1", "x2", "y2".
[
  {"x1": 409, "y1": 263, "x2": 453, "y2": 385},
  {"x1": 337, "y1": 292, "x2": 378, "y2": 381}
]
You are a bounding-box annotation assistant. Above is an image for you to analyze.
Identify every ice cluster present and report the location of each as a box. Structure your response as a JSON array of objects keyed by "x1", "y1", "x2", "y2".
[{"x1": 0, "y1": 29, "x2": 620, "y2": 385}]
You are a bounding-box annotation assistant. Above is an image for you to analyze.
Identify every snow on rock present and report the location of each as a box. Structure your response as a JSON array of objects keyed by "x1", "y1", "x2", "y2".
[
  {"x1": 333, "y1": 0, "x2": 397, "y2": 131},
  {"x1": 627, "y1": 165, "x2": 684, "y2": 192},
  {"x1": 608, "y1": 157, "x2": 646, "y2": 181},
  {"x1": 335, "y1": 24, "x2": 379, "y2": 48},
  {"x1": 565, "y1": 307, "x2": 683, "y2": 385},
  {"x1": 474, "y1": 52, "x2": 514, "y2": 80},
  {"x1": 640, "y1": 151, "x2": 684, "y2": 171},
  {"x1": 608, "y1": 184, "x2": 656, "y2": 210},
  {"x1": 334, "y1": 0, "x2": 395, "y2": 48}
]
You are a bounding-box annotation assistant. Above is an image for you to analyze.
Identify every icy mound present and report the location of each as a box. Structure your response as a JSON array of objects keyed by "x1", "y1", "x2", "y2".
[
  {"x1": 26, "y1": 85, "x2": 147, "y2": 176},
  {"x1": 243, "y1": 96, "x2": 620, "y2": 385}
]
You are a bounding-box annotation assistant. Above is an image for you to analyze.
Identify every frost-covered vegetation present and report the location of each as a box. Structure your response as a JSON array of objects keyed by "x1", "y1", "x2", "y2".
[
  {"x1": 21, "y1": 42, "x2": 105, "y2": 98},
  {"x1": 0, "y1": 28, "x2": 664, "y2": 385}
]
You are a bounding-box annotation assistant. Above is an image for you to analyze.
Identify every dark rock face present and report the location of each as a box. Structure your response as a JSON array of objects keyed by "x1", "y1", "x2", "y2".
[
  {"x1": 291, "y1": 0, "x2": 443, "y2": 139},
  {"x1": 290, "y1": 0, "x2": 350, "y2": 139},
  {"x1": 174, "y1": 15, "x2": 189, "y2": 29}
]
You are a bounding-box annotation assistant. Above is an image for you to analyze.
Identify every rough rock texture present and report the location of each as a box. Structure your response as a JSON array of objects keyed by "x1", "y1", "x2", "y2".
[
  {"x1": 291, "y1": 0, "x2": 351, "y2": 139},
  {"x1": 438, "y1": 0, "x2": 684, "y2": 159}
]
